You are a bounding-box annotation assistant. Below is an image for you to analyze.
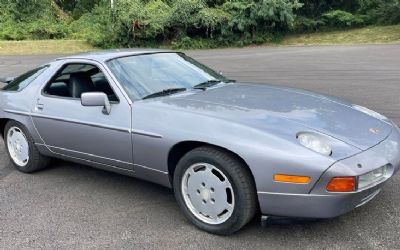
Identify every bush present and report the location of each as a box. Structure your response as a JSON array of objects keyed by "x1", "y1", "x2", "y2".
[
  {"x1": 168, "y1": 0, "x2": 206, "y2": 38},
  {"x1": 2, "y1": 0, "x2": 399, "y2": 49},
  {"x1": 0, "y1": 20, "x2": 70, "y2": 40},
  {"x1": 0, "y1": 21, "x2": 28, "y2": 40},
  {"x1": 141, "y1": 0, "x2": 172, "y2": 39},
  {"x1": 293, "y1": 16, "x2": 325, "y2": 32},
  {"x1": 222, "y1": 0, "x2": 302, "y2": 38},
  {"x1": 322, "y1": 10, "x2": 366, "y2": 27},
  {"x1": 373, "y1": 0, "x2": 400, "y2": 24},
  {"x1": 193, "y1": 7, "x2": 231, "y2": 38},
  {"x1": 0, "y1": 0, "x2": 71, "y2": 40},
  {"x1": 68, "y1": 0, "x2": 301, "y2": 48},
  {"x1": 69, "y1": 5, "x2": 114, "y2": 47}
]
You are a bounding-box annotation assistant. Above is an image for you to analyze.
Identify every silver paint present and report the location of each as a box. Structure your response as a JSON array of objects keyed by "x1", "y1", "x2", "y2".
[{"x1": 0, "y1": 49, "x2": 399, "y2": 219}]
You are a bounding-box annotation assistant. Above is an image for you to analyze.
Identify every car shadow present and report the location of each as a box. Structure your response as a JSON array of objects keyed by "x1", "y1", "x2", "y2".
[
  {"x1": 2, "y1": 154, "x2": 399, "y2": 249},
  {"x1": 38, "y1": 158, "x2": 334, "y2": 232}
]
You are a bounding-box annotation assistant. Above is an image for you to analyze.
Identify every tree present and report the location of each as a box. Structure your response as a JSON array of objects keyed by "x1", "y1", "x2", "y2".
[
  {"x1": 296, "y1": 1, "x2": 360, "y2": 17},
  {"x1": 168, "y1": 0, "x2": 206, "y2": 37},
  {"x1": 142, "y1": 0, "x2": 172, "y2": 39},
  {"x1": 194, "y1": 7, "x2": 231, "y2": 38},
  {"x1": 55, "y1": 0, "x2": 106, "y2": 18},
  {"x1": 223, "y1": 0, "x2": 302, "y2": 38}
]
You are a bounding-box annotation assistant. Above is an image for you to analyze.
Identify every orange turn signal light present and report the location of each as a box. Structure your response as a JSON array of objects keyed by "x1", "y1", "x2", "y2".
[
  {"x1": 326, "y1": 177, "x2": 356, "y2": 192},
  {"x1": 273, "y1": 174, "x2": 311, "y2": 184}
]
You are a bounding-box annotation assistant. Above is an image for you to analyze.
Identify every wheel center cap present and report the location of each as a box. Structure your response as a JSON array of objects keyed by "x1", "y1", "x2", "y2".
[{"x1": 201, "y1": 189, "x2": 211, "y2": 200}]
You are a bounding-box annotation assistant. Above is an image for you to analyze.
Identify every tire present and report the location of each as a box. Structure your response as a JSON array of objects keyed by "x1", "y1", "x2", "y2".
[
  {"x1": 173, "y1": 146, "x2": 257, "y2": 235},
  {"x1": 4, "y1": 120, "x2": 50, "y2": 173}
]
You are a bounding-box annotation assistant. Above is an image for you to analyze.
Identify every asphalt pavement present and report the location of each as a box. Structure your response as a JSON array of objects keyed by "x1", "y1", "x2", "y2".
[{"x1": 0, "y1": 45, "x2": 400, "y2": 249}]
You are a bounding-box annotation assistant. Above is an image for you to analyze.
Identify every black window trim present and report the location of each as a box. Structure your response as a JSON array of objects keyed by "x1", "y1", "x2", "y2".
[
  {"x1": 41, "y1": 62, "x2": 120, "y2": 104},
  {"x1": 1, "y1": 65, "x2": 50, "y2": 92}
]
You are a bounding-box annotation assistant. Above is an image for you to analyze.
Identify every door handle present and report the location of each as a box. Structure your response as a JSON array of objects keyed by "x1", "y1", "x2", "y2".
[{"x1": 36, "y1": 98, "x2": 44, "y2": 111}]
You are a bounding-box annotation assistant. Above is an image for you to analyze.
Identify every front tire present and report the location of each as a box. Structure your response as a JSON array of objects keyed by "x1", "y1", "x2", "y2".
[
  {"x1": 4, "y1": 121, "x2": 49, "y2": 173},
  {"x1": 173, "y1": 146, "x2": 257, "y2": 235}
]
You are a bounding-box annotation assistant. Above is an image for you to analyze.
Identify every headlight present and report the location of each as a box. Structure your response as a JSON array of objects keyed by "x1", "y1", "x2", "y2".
[
  {"x1": 297, "y1": 132, "x2": 332, "y2": 156},
  {"x1": 358, "y1": 165, "x2": 388, "y2": 189},
  {"x1": 353, "y1": 105, "x2": 387, "y2": 120}
]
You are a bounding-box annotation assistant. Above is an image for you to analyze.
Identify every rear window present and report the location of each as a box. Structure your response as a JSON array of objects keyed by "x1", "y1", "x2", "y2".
[{"x1": 2, "y1": 66, "x2": 48, "y2": 91}]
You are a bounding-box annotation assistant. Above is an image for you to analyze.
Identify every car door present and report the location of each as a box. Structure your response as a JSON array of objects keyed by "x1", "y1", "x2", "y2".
[{"x1": 31, "y1": 59, "x2": 133, "y2": 170}]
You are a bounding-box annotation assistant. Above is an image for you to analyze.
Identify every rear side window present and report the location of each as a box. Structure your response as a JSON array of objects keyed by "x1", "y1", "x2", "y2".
[{"x1": 2, "y1": 66, "x2": 48, "y2": 91}]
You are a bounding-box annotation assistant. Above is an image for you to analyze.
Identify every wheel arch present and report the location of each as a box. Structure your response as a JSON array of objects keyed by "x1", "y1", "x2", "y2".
[
  {"x1": 167, "y1": 141, "x2": 257, "y2": 188},
  {"x1": 0, "y1": 118, "x2": 11, "y2": 139}
]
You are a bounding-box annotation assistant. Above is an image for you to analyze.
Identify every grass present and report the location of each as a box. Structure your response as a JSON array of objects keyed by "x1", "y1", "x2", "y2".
[
  {"x1": 0, "y1": 25, "x2": 399, "y2": 55},
  {"x1": 0, "y1": 40, "x2": 96, "y2": 55},
  {"x1": 280, "y1": 25, "x2": 400, "y2": 45}
]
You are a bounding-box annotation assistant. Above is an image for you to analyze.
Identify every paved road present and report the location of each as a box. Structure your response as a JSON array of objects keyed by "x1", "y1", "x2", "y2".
[{"x1": 1, "y1": 45, "x2": 400, "y2": 249}]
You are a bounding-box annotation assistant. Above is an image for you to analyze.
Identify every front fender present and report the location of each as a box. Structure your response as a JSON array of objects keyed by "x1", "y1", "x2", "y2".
[{"x1": 131, "y1": 101, "x2": 354, "y2": 194}]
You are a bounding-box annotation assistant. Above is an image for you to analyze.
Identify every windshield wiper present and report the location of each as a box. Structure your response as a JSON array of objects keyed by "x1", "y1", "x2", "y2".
[
  {"x1": 193, "y1": 79, "x2": 236, "y2": 90},
  {"x1": 193, "y1": 80, "x2": 222, "y2": 90},
  {"x1": 142, "y1": 88, "x2": 187, "y2": 100}
]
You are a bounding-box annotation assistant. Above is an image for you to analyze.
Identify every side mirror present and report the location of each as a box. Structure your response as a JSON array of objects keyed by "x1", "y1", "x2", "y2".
[{"x1": 81, "y1": 92, "x2": 111, "y2": 115}]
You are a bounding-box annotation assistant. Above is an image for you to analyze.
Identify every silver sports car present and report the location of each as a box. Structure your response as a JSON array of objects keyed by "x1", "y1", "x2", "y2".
[{"x1": 1, "y1": 49, "x2": 399, "y2": 235}]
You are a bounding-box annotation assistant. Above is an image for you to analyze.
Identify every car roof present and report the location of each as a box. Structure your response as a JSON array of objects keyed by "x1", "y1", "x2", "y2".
[{"x1": 55, "y1": 48, "x2": 175, "y2": 62}]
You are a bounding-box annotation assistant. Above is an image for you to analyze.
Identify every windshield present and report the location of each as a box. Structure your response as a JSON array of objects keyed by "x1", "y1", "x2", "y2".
[{"x1": 107, "y1": 53, "x2": 229, "y2": 100}]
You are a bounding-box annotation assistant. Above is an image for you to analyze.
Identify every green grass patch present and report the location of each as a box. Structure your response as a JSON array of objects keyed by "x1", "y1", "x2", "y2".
[
  {"x1": 0, "y1": 25, "x2": 399, "y2": 55},
  {"x1": 0, "y1": 40, "x2": 96, "y2": 55},
  {"x1": 280, "y1": 25, "x2": 400, "y2": 45}
]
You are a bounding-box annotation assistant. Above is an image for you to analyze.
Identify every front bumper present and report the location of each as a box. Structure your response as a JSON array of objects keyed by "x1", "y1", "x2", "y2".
[{"x1": 258, "y1": 127, "x2": 400, "y2": 218}]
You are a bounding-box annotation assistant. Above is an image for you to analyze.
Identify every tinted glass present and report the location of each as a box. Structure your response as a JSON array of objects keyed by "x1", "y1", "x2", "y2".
[
  {"x1": 107, "y1": 53, "x2": 229, "y2": 100},
  {"x1": 43, "y1": 63, "x2": 118, "y2": 102},
  {"x1": 2, "y1": 66, "x2": 48, "y2": 91}
]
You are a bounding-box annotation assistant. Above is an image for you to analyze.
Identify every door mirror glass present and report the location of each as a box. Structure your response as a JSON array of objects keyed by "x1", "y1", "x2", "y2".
[{"x1": 81, "y1": 92, "x2": 111, "y2": 115}]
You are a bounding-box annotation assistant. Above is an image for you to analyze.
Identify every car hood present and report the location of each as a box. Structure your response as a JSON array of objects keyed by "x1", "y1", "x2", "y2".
[{"x1": 172, "y1": 83, "x2": 393, "y2": 150}]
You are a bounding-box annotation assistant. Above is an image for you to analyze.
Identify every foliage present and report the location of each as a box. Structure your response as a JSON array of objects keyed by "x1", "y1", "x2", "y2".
[
  {"x1": 322, "y1": 10, "x2": 366, "y2": 27},
  {"x1": 193, "y1": 7, "x2": 231, "y2": 38},
  {"x1": 69, "y1": 6, "x2": 114, "y2": 47},
  {"x1": 293, "y1": 0, "x2": 400, "y2": 32},
  {"x1": 55, "y1": 0, "x2": 106, "y2": 19},
  {"x1": 142, "y1": 0, "x2": 172, "y2": 39},
  {"x1": 222, "y1": 0, "x2": 302, "y2": 38},
  {"x1": 371, "y1": 0, "x2": 400, "y2": 25},
  {"x1": 295, "y1": 0, "x2": 362, "y2": 18},
  {"x1": 168, "y1": 0, "x2": 206, "y2": 33},
  {"x1": 0, "y1": 0, "x2": 399, "y2": 48},
  {"x1": 0, "y1": 0, "x2": 70, "y2": 40},
  {"x1": 293, "y1": 16, "x2": 325, "y2": 32}
]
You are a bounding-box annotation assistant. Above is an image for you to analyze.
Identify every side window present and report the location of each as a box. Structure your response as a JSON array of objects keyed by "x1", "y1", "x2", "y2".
[
  {"x1": 43, "y1": 63, "x2": 118, "y2": 102},
  {"x1": 2, "y1": 66, "x2": 48, "y2": 91}
]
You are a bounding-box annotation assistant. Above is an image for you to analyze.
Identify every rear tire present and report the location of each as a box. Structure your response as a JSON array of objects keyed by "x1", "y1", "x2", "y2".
[
  {"x1": 4, "y1": 121, "x2": 50, "y2": 173},
  {"x1": 173, "y1": 146, "x2": 257, "y2": 235}
]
